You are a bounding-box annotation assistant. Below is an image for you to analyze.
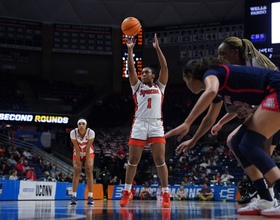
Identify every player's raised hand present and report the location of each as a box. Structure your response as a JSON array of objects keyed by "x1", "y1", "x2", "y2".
[
  {"x1": 126, "y1": 36, "x2": 136, "y2": 49},
  {"x1": 153, "y1": 33, "x2": 159, "y2": 49}
]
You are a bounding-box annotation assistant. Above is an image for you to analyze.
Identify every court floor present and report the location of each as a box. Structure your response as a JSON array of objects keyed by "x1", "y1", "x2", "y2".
[{"x1": 0, "y1": 199, "x2": 275, "y2": 220}]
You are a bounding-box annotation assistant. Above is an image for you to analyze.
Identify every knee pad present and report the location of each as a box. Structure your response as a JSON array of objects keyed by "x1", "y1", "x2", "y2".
[
  {"x1": 128, "y1": 161, "x2": 138, "y2": 167},
  {"x1": 155, "y1": 162, "x2": 166, "y2": 168},
  {"x1": 272, "y1": 130, "x2": 280, "y2": 145},
  {"x1": 239, "y1": 130, "x2": 276, "y2": 174},
  {"x1": 230, "y1": 125, "x2": 250, "y2": 165}
]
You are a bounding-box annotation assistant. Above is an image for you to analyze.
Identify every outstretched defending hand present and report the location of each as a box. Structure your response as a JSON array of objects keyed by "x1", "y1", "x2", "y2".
[
  {"x1": 211, "y1": 123, "x2": 223, "y2": 136},
  {"x1": 176, "y1": 138, "x2": 196, "y2": 154},
  {"x1": 164, "y1": 122, "x2": 190, "y2": 142},
  {"x1": 236, "y1": 106, "x2": 254, "y2": 119}
]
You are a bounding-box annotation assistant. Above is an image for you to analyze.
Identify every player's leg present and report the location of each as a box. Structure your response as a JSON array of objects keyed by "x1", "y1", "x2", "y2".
[
  {"x1": 120, "y1": 119, "x2": 146, "y2": 206},
  {"x1": 125, "y1": 145, "x2": 143, "y2": 184},
  {"x1": 120, "y1": 145, "x2": 143, "y2": 207},
  {"x1": 85, "y1": 156, "x2": 94, "y2": 204},
  {"x1": 149, "y1": 119, "x2": 170, "y2": 208},
  {"x1": 151, "y1": 143, "x2": 168, "y2": 188},
  {"x1": 227, "y1": 125, "x2": 258, "y2": 204},
  {"x1": 237, "y1": 103, "x2": 280, "y2": 215},
  {"x1": 262, "y1": 137, "x2": 277, "y2": 200},
  {"x1": 70, "y1": 157, "x2": 81, "y2": 205}
]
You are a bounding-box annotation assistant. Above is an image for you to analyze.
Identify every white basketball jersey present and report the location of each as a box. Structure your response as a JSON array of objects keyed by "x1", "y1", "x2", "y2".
[
  {"x1": 70, "y1": 128, "x2": 95, "y2": 156},
  {"x1": 132, "y1": 80, "x2": 165, "y2": 119},
  {"x1": 245, "y1": 57, "x2": 261, "y2": 67}
]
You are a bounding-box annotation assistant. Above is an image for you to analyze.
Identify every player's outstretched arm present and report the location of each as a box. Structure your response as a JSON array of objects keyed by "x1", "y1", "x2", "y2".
[
  {"x1": 153, "y1": 33, "x2": 168, "y2": 85},
  {"x1": 211, "y1": 113, "x2": 236, "y2": 135},
  {"x1": 126, "y1": 36, "x2": 138, "y2": 86}
]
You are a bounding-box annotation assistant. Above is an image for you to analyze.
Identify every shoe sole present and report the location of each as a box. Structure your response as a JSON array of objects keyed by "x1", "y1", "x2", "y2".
[
  {"x1": 120, "y1": 202, "x2": 129, "y2": 207},
  {"x1": 162, "y1": 202, "x2": 171, "y2": 208},
  {"x1": 262, "y1": 213, "x2": 280, "y2": 218},
  {"x1": 238, "y1": 210, "x2": 261, "y2": 215}
]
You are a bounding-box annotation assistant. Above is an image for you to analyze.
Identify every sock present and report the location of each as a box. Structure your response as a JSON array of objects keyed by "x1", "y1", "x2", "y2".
[
  {"x1": 162, "y1": 187, "x2": 169, "y2": 193},
  {"x1": 88, "y1": 192, "x2": 93, "y2": 197},
  {"x1": 72, "y1": 192, "x2": 77, "y2": 197},
  {"x1": 253, "y1": 178, "x2": 272, "y2": 201},
  {"x1": 268, "y1": 187, "x2": 275, "y2": 199},
  {"x1": 124, "y1": 184, "x2": 132, "y2": 192},
  {"x1": 273, "y1": 179, "x2": 280, "y2": 196}
]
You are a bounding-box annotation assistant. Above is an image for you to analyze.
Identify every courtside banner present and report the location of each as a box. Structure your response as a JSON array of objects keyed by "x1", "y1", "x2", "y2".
[
  {"x1": 55, "y1": 182, "x2": 104, "y2": 200},
  {"x1": 55, "y1": 182, "x2": 85, "y2": 200},
  {"x1": 15, "y1": 131, "x2": 51, "y2": 148},
  {"x1": 0, "y1": 180, "x2": 19, "y2": 200},
  {"x1": 18, "y1": 181, "x2": 56, "y2": 200},
  {"x1": 111, "y1": 185, "x2": 237, "y2": 201}
]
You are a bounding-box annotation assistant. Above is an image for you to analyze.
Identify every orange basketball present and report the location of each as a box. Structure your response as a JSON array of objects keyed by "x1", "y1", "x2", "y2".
[{"x1": 121, "y1": 17, "x2": 141, "y2": 36}]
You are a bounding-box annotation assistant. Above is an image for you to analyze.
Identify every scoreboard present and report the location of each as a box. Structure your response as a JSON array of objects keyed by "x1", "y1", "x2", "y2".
[
  {"x1": 121, "y1": 28, "x2": 143, "y2": 78},
  {"x1": 144, "y1": 21, "x2": 243, "y2": 60},
  {"x1": 244, "y1": 0, "x2": 280, "y2": 61},
  {"x1": 0, "y1": 17, "x2": 42, "y2": 50},
  {"x1": 53, "y1": 24, "x2": 113, "y2": 55}
]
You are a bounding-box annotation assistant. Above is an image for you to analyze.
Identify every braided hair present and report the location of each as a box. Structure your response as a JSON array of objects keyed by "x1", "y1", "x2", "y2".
[{"x1": 222, "y1": 37, "x2": 278, "y2": 71}]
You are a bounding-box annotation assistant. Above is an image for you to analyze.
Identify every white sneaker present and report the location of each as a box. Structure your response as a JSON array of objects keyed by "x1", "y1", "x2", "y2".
[
  {"x1": 238, "y1": 198, "x2": 275, "y2": 215},
  {"x1": 273, "y1": 198, "x2": 278, "y2": 207},
  {"x1": 261, "y1": 200, "x2": 280, "y2": 218}
]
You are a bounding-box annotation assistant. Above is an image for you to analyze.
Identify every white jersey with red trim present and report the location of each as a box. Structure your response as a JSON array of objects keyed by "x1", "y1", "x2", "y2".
[
  {"x1": 131, "y1": 80, "x2": 165, "y2": 119},
  {"x1": 245, "y1": 57, "x2": 262, "y2": 67},
  {"x1": 70, "y1": 128, "x2": 95, "y2": 156}
]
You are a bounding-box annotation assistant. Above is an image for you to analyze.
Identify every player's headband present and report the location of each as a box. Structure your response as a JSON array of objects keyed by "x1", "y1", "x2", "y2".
[{"x1": 77, "y1": 119, "x2": 87, "y2": 125}]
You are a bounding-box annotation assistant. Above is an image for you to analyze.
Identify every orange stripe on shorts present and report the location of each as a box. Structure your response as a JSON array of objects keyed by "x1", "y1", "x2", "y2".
[
  {"x1": 148, "y1": 137, "x2": 166, "y2": 144},
  {"x1": 128, "y1": 139, "x2": 146, "y2": 146}
]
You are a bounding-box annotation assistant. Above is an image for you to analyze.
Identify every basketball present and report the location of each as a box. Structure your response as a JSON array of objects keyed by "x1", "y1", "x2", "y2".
[{"x1": 121, "y1": 17, "x2": 141, "y2": 36}]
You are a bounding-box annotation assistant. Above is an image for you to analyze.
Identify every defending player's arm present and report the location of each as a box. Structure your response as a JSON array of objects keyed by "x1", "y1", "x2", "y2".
[
  {"x1": 191, "y1": 101, "x2": 223, "y2": 143},
  {"x1": 211, "y1": 113, "x2": 237, "y2": 135},
  {"x1": 176, "y1": 101, "x2": 222, "y2": 154},
  {"x1": 126, "y1": 37, "x2": 138, "y2": 86},
  {"x1": 184, "y1": 76, "x2": 219, "y2": 127},
  {"x1": 153, "y1": 33, "x2": 168, "y2": 85},
  {"x1": 165, "y1": 75, "x2": 219, "y2": 142}
]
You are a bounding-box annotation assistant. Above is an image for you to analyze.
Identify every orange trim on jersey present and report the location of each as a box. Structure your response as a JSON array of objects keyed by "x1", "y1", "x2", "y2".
[
  {"x1": 128, "y1": 138, "x2": 147, "y2": 147},
  {"x1": 148, "y1": 137, "x2": 166, "y2": 144},
  {"x1": 133, "y1": 83, "x2": 141, "y2": 114}
]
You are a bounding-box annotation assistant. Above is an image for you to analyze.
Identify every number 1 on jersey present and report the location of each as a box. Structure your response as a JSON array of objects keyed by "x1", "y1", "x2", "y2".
[{"x1": 147, "y1": 98, "x2": 152, "y2": 108}]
